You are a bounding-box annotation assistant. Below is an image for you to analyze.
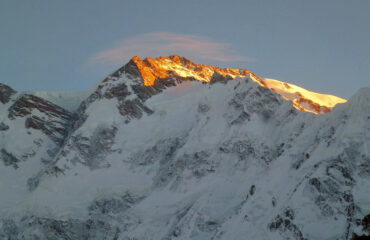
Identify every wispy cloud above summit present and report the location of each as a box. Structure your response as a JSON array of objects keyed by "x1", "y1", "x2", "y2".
[{"x1": 88, "y1": 32, "x2": 254, "y2": 67}]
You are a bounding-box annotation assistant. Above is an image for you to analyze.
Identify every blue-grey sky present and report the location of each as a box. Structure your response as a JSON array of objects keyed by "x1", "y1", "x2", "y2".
[{"x1": 1, "y1": 0, "x2": 369, "y2": 98}]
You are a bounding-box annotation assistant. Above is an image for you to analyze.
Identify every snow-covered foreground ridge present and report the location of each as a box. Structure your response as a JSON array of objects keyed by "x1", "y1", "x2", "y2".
[{"x1": 0, "y1": 56, "x2": 369, "y2": 240}]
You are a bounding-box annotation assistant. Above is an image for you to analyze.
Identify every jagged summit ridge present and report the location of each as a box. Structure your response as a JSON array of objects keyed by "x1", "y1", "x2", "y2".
[
  {"x1": 128, "y1": 55, "x2": 250, "y2": 86},
  {"x1": 117, "y1": 55, "x2": 346, "y2": 114}
]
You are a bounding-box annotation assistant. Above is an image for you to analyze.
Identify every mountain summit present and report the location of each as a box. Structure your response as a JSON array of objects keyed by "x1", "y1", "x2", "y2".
[
  {"x1": 129, "y1": 55, "x2": 249, "y2": 86},
  {"x1": 0, "y1": 56, "x2": 368, "y2": 239},
  {"x1": 123, "y1": 55, "x2": 346, "y2": 114}
]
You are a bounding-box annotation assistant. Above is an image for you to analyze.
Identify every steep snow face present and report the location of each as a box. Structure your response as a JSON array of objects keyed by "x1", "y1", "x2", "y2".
[
  {"x1": 262, "y1": 78, "x2": 346, "y2": 110},
  {"x1": 249, "y1": 74, "x2": 347, "y2": 114}
]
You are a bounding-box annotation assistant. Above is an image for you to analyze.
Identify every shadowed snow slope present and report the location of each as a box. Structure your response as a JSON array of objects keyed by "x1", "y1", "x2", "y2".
[{"x1": 0, "y1": 56, "x2": 368, "y2": 240}]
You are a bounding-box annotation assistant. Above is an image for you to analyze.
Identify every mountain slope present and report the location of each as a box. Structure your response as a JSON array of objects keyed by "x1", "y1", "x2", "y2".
[
  {"x1": 0, "y1": 56, "x2": 368, "y2": 240},
  {"x1": 0, "y1": 83, "x2": 73, "y2": 219}
]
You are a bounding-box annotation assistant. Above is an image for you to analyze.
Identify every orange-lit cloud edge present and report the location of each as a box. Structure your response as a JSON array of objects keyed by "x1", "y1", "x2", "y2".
[
  {"x1": 131, "y1": 55, "x2": 347, "y2": 114},
  {"x1": 89, "y1": 32, "x2": 255, "y2": 66}
]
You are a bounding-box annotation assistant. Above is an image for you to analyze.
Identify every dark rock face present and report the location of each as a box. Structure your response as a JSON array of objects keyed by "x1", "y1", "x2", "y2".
[
  {"x1": 7, "y1": 94, "x2": 72, "y2": 144},
  {"x1": 268, "y1": 208, "x2": 307, "y2": 240},
  {"x1": 72, "y1": 90, "x2": 103, "y2": 131},
  {"x1": 117, "y1": 99, "x2": 153, "y2": 120},
  {"x1": 0, "y1": 148, "x2": 20, "y2": 169},
  {"x1": 25, "y1": 116, "x2": 67, "y2": 144},
  {"x1": 68, "y1": 125, "x2": 118, "y2": 169},
  {"x1": 225, "y1": 82, "x2": 282, "y2": 126},
  {"x1": 269, "y1": 213, "x2": 306, "y2": 240},
  {"x1": 351, "y1": 234, "x2": 370, "y2": 240},
  {"x1": 131, "y1": 77, "x2": 177, "y2": 101},
  {"x1": 210, "y1": 71, "x2": 233, "y2": 85},
  {"x1": 8, "y1": 94, "x2": 71, "y2": 120},
  {"x1": 0, "y1": 122, "x2": 9, "y2": 131},
  {"x1": 0, "y1": 83, "x2": 16, "y2": 104},
  {"x1": 103, "y1": 83, "x2": 130, "y2": 99},
  {"x1": 351, "y1": 214, "x2": 370, "y2": 239},
  {"x1": 363, "y1": 214, "x2": 370, "y2": 233},
  {"x1": 154, "y1": 149, "x2": 215, "y2": 189},
  {"x1": 88, "y1": 193, "x2": 145, "y2": 216},
  {"x1": 120, "y1": 58, "x2": 141, "y2": 79}
]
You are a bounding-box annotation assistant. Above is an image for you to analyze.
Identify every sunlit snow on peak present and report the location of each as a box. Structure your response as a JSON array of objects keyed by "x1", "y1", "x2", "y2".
[{"x1": 130, "y1": 55, "x2": 346, "y2": 114}]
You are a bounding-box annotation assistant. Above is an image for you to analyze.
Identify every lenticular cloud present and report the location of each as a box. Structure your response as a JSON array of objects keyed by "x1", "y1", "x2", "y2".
[{"x1": 89, "y1": 32, "x2": 253, "y2": 66}]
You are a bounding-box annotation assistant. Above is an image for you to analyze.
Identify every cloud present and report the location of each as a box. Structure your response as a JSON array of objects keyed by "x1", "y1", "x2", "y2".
[{"x1": 88, "y1": 32, "x2": 254, "y2": 67}]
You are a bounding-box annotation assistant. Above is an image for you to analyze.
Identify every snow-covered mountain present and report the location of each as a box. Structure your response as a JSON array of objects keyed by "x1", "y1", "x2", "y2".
[{"x1": 0, "y1": 56, "x2": 369, "y2": 240}]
